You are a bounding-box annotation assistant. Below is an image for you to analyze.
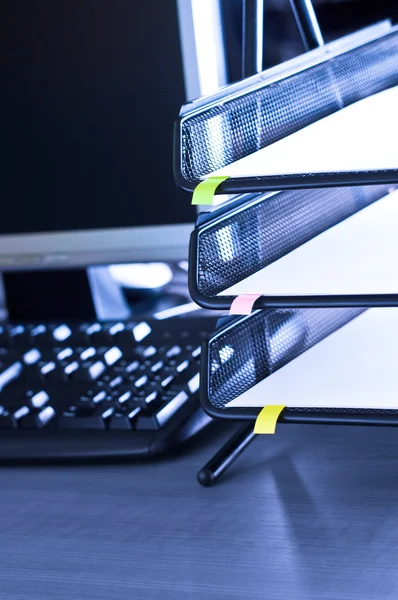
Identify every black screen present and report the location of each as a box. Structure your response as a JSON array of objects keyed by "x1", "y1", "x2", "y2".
[{"x1": 0, "y1": 0, "x2": 195, "y2": 234}]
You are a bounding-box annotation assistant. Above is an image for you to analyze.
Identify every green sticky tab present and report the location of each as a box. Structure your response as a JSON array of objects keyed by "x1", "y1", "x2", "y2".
[{"x1": 191, "y1": 176, "x2": 229, "y2": 206}]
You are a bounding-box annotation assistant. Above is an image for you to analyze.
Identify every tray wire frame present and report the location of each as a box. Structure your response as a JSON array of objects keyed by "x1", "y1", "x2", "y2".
[{"x1": 178, "y1": 30, "x2": 398, "y2": 186}]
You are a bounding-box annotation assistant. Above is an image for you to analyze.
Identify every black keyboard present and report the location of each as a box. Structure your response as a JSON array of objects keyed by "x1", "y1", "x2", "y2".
[{"x1": 0, "y1": 317, "x2": 217, "y2": 463}]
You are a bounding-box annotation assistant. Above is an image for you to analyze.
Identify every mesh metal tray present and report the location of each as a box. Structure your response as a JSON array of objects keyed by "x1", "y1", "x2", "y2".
[
  {"x1": 200, "y1": 308, "x2": 398, "y2": 425},
  {"x1": 174, "y1": 22, "x2": 398, "y2": 194},
  {"x1": 189, "y1": 184, "x2": 397, "y2": 308}
]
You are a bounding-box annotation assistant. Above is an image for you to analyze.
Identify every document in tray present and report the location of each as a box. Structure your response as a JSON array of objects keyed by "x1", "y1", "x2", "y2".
[
  {"x1": 209, "y1": 86, "x2": 398, "y2": 180},
  {"x1": 226, "y1": 308, "x2": 398, "y2": 411},
  {"x1": 220, "y1": 188, "x2": 398, "y2": 297}
]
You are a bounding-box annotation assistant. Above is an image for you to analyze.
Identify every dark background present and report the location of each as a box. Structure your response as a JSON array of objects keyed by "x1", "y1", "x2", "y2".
[
  {"x1": 0, "y1": 0, "x2": 193, "y2": 234},
  {"x1": 223, "y1": 0, "x2": 398, "y2": 81}
]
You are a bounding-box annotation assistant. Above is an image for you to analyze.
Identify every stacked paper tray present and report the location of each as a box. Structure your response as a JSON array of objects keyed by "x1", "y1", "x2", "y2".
[
  {"x1": 180, "y1": 20, "x2": 398, "y2": 427},
  {"x1": 189, "y1": 184, "x2": 398, "y2": 308},
  {"x1": 174, "y1": 21, "x2": 398, "y2": 194},
  {"x1": 200, "y1": 307, "x2": 398, "y2": 425}
]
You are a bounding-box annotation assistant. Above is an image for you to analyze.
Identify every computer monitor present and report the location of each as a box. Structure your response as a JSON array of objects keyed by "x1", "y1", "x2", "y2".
[{"x1": 0, "y1": 0, "x2": 226, "y2": 271}]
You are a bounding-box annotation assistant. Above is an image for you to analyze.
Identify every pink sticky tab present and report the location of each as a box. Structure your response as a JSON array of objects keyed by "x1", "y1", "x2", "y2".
[{"x1": 229, "y1": 294, "x2": 261, "y2": 315}]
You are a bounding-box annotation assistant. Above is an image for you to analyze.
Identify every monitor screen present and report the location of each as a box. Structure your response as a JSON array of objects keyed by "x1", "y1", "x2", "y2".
[{"x1": 0, "y1": 0, "x2": 200, "y2": 267}]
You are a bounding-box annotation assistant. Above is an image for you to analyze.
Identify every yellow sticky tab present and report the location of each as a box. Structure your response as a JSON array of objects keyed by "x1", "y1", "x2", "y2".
[
  {"x1": 254, "y1": 405, "x2": 285, "y2": 434},
  {"x1": 191, "y1": 176, "x2": 229, "y2": 205}
]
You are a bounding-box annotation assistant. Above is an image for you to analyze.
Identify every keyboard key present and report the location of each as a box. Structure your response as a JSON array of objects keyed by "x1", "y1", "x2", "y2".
[
  {"x1": 109, "y1": 375, "x2": 123, "y2": 389},
  {"x1": 0, "y1": 362, "x2": 23, "y2": 391},
  {"x1": 104, "y1": 346, "x2": 123, "y2": 366},
  {"x1": 127, "y1": 405, "x2": 141, "y2": 418},
  {"x1": 57, "y1": 347, "x2": 74, "y2": 361},
  {"x1": 107, "y1": 322, "x2": 125, "y2": 337},
  {"x1": 108, "y1": 413, "x2": 132, "y2": 430},
  {"x1": 161, "y1": 375, "x2": 174, "y2": 389},
  {"x1": 135, "y1": 404, "x2": 163, "y2": 430},
  {"x1": 187, "y1": 373, "x2": 200, "y2": 395},
  {"x1": 145, "y1": 391, "x2": 158, "y2": 404},
  {"x1": 132, "y1": 322, "x2": 151, "y2": 342},
  {"x1": 13, "y1": 405, "x2": 30, "y2": 421},
  {"x1": 192, "y1": 346, "x2": 201, "y2": 358},
  {"x1": 135, "y1": 375, "x2": 148, "y2": 389},
  {"x1": 116, "y1": 390, "x2": 132, "y2": 404},
  {"x1": 126, "y1": 394, "x2": 146, "y2": 408},
  {"x1": 88, "y1": 361, "x2": 106, "y2": 380},
  {"x1": 135, "y1": 391, "x2": 189, "y2": 430},
  {"x1": 145, "y1": 381, "x2": 162, "y2": 393},
  {"x1": 30, "y1": 324, "x2": 47, "y2": 340},
  {"x1": 52, "y1": 324, "x2": 72, "y2": 342},
  {"x1": 58, "y1": 411, "x2": 106, "y2": 429},
  {"x1": 101, "y1": 407, "x2": 114, "y2": 420},
  {"x1": 151, "y1": 360, "x2": 163, "y2": 373},
  {"x1": 155, "y1": 392, "x2": 189, "y2": 428},
  {"x1": 80, "y1": 347, "x2": 96, "y2": 361},
  {"x1": 142, "y1": 346, "x2": 156, "y2": 358},
  {"x1": 85, "y1": 323, "x2": 109, "y2": 345},
  {"x1": 30, "y1": 390, "x2": 50, "y2": 409},
  {"x1": 109, "y1": 403, "x2": 141, "y2": 429},
  {"x1": 85, "y1": 323, "x2": 101, "y2": 337},
  {"x1": 38, "y1": 405, "x2": 56, "y2": 426},
  {"x1": 64, "y1": 361, "x2": 79, "y2": 377},
  {"x1": 107, "y1": 328, "x2": 135, "y2": 347},
  {"x1": 23, "y1": 349, "x2": 42, "y2": 365},
  {"x1": 92, "y1": 390, "x2": 107, "y2": 404},
  {"x1": 41, "y1": 361, "x2": 57, "y2": 377},
  {"x1": 166, "y1": 345, "x2": 181, "y2": 358},
  {"x1": 21, "y1": 406, "x2": 56, "y2": 428},
  {"x1": 160, "y1": 390, "x2": 183, "y2": 403},
  {"x1": 8, "y1": 325, "x2": 27, "y2": 343},
  {"x1": 74, "y1": 398, "x2": 95, "y2": 414},
  {"x1": 176, "y1": 360, "x2": 189, "y2": 373},
  {"x1": 166, "y1": 359, "x2": 178, "y2": 367},
  {"x1": 165, "y1": 367, "x2": 199, "y2": 396}
]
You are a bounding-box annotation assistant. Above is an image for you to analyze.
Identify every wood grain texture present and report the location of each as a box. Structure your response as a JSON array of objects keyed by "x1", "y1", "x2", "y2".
[{"x1": 1, "y1": 423, "x2": 398, "y2": 600}]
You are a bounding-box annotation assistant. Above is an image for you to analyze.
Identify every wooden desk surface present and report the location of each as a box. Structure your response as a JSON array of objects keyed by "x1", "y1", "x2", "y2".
[{"x1": 1, "y1": 423, "x2": 398, "y2": 600}]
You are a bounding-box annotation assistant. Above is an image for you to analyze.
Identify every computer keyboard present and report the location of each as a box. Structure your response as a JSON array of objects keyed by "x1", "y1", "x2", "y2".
[{"x1": 0, "y1": 317, "x2": 217, "y2": 463}]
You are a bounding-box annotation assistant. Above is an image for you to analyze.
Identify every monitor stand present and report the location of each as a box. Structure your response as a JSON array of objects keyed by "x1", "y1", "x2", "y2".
[{"x1": 3, "y1": 267, "x2": 131, "y2": 322}]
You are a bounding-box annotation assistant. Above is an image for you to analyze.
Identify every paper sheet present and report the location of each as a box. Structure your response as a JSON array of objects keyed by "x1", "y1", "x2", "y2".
[
  {"x1": 226, "y1": 308, "x2": 398, "y2": 410},
  {"x1": 209, "y1": 86, "x2": 398, "y2": 179}
]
